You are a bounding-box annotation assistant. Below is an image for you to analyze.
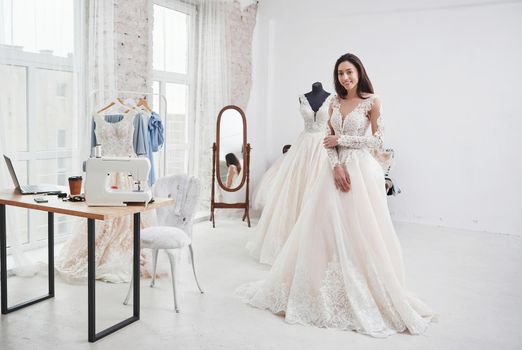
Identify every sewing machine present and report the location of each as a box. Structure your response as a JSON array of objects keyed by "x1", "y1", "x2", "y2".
[{"x1": 85, "y1": 157, "x2": 152, "y2": 206}]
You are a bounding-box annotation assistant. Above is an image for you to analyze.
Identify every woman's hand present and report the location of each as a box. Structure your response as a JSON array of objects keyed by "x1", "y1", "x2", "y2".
[
  {"x1": 323, "y1": 135, "x2": 339, "y2": 148},
  {"x1": 333, "y1": 164, "x2": 351, "y2": 192}
]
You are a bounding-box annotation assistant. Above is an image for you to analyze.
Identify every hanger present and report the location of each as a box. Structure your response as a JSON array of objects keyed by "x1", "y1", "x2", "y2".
[
  {"x1": 137, "y1": 97, "x2": 152, "y2": 112},
  {"x1": 96, "y1": 97, "x2": 129, "y2": 113}
]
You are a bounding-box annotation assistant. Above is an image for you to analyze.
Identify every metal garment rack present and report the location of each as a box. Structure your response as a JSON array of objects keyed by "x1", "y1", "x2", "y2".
[
  {"x1": 89, "y1": 89, "x2": 168, "y2": 178},
  {"x1": 85, "y1": 89, "x2": 168, "y2": 341}
]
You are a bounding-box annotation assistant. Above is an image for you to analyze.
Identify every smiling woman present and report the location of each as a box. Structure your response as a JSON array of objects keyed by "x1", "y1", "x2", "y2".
[{"x1": 237, "y1": 53, "x2": 436, "y2": 337}]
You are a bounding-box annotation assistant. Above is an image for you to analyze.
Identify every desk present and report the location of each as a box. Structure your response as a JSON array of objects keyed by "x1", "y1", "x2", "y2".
[{"x1": 0, "y1": 190, "x2": 174, "y2": 342}]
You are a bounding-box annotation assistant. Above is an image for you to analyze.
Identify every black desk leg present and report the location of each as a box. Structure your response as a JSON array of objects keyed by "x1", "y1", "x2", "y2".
[
  {"x1": 88, "y1": 218, "x2": 96, "y2": 342},
  {"x1": 1, "y1": 204, "x2": 7, "y2": 314},
  {"x1": 88, "y1": 214, "x2": 140, "y2": 343},
  {"x1": 48, "y1": 212, "x2": 55, "y2": 297},
  {"x1": 0, "y1": 205, "x2": 55, "y2": 314},
  {"x1": 133, "y1": 212, "x2": 140, "y2": 318}
]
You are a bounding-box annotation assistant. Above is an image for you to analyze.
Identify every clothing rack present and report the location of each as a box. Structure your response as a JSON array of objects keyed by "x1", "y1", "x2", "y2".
[{"x1": 89, "y1": 89, "x2": 168, "y2": 178}]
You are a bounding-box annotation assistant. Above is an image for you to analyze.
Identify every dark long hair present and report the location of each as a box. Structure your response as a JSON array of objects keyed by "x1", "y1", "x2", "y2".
[
  {"x1": 333, "y1": 53, "x2": 374, "y2": 99},
  {"x1": 225, "y1": 153, "x2": 241, "y2": 174}
]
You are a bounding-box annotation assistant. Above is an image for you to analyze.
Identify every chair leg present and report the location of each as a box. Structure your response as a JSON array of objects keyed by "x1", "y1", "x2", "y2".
[
  {"x1": 150, "y1": 248, "x2": 159, "y2": 287},
  {"x1": 123, "y1": 275, "x2": 133, "y2": 305},
  {"x1": 167, "y1": 252, "x2": 180, "y2": 313},
  {"x1": 188, "y1": 244, "x2": 204, "y2": 294}
]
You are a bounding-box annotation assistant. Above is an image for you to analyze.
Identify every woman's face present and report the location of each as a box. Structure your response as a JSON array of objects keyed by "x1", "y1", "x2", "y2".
[{"x1": 337, "y1": 60, "x2": 358, "y2": 92}]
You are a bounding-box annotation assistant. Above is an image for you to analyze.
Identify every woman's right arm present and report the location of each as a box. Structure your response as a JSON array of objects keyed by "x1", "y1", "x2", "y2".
[{"x1": 325, "y1": 106, "x2": 350, "y2": 192}]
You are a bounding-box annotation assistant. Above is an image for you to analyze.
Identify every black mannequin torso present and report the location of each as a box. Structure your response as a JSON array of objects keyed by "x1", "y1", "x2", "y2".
[
  {"x1": 303, "y1": 82, "x2": 330, "y2": 111},
  {"x1": 301, "y1": 82, "x2": 330, "y2": 121}
]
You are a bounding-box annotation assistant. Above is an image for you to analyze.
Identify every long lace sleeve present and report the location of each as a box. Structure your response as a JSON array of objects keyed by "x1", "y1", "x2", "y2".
[
  {"x1": 326, "y1": 120, "x2": 341, "y2": 168},
  {"x1": 338, "y1": 99, "x2": 384, "y2": 149}
]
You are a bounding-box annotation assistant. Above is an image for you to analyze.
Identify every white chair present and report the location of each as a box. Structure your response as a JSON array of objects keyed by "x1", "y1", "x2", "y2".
[{"x1": 124, "y1": 175, "x2": 204, "y2": 312}]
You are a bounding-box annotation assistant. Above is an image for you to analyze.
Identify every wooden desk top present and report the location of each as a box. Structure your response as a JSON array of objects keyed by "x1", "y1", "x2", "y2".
[{"x1": 0, "y1": 190, "x2": 174, "y2": 220}]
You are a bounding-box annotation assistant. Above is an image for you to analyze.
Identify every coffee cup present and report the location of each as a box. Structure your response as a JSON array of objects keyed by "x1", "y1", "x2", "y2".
[{"x1": 68, "y1": 176, "x2": 83, "y2": 196}]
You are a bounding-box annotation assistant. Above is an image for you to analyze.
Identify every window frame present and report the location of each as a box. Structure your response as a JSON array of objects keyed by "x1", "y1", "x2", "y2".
[
  {"x1": 0, "y1": 0, "x2": 83, "y2": 249},
  {"x1": 152, "y1": 0, "x2": 197, "y2": 176}
]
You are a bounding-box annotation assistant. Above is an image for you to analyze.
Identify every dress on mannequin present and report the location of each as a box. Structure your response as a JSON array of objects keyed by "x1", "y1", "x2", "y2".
[
  {"x1": 237, "y1": 95, "x2": 436, "y2": 337},
  {"x1": 56, "y1": 111, "x2": 156, "y2": 283},
  {"x1": 246, "y1": 83, "x2": 331, "y2": 265},
  {"x1": 251, "y1": 155, "x2": 285, "y2": 211}
]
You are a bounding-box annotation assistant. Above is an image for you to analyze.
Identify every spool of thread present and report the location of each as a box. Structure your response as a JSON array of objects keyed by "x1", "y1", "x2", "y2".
[{"x1": 95, "y1": 144, "x2": 102, "y2": 158}]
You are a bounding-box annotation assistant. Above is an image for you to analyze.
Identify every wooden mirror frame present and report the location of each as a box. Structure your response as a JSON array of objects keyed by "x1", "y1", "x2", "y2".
[
  {"x1": 210, "y1": 105, "x2": 251, "y2": 228},
  {"x1": 215, "y1": 106, "x2": 247, "y2": 191}
]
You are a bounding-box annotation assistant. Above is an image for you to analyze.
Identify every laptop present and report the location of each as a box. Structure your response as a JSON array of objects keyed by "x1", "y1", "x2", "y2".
[{"x1": 3, "y1": 155, "x2": 63, "y2": 194}]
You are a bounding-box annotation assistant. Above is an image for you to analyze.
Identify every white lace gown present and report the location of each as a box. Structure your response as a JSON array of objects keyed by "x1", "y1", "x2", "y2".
[
  {"x1": 246, "y1": 95, "x2": 333, "y2": 264},
  {"x1": 56, "y1": 112, "x2": 155, "y2": 283},
  {"x1": 252, "y1": 155, "x2": 285, "y2": 211},
  {"x1": 237, "y1": 95, "x2": 436, "y2": 337}
]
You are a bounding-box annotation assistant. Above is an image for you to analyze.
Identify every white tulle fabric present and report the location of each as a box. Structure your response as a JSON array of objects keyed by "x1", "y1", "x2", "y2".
[
  {"x1": 252, "y1": 155, "x2": 285, "y2": 211},
  {"x1": 237, "y1": 95, "x2": 436, "y2": 337},
  {"x1": 246, "y1": 94, "x2": 332, "y2": 265},
  {"x1": 56, "y1": 111, "x2": 156, "y2": 283}
]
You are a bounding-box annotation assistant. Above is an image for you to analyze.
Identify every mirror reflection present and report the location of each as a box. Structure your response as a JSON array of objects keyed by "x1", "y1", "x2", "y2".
[
  {"x1": 218, "y1": 108, "x2": 244, "y2": 190},
  {"x1": 210, "y1": 104, "x2": 251, "y2": 228}
]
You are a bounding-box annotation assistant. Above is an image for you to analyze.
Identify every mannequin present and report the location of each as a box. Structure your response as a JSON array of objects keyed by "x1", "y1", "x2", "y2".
[{"x1": 302, "y1": 82, "x2": 331, "y2": 121}]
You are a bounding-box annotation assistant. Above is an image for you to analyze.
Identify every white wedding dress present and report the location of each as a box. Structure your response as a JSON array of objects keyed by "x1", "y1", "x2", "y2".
[
  {"x1": 56, "y1": 111, "x2": 155, "y2": 283},
  {"x1": 252, "y1": 155, "x2": 285, "y2": 211},
  {"x1": 237, "y1": 95, "x2": 435, "y2": 337},
  {"x1": 246, "y1": 94, "x2": 332, "y2": 264}
]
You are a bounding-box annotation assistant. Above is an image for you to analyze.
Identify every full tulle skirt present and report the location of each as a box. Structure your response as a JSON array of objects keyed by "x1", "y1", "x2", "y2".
[
  {"x1": 56, "y1": 173, "x2": 156, "y2": 283},
  {"x1": 252, "y1": 156, "x2": 285, "y2": 211},
  {"x1": 237, "y1": 149, "x2": 436, "y2": 337},
  {"x1": 246, "y1": 131, "x2": 329, "y2": 265}
]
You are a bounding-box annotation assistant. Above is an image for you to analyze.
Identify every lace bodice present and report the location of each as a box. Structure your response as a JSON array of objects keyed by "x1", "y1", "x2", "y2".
[
  {"x1": 94, "y1": 112, "x2": 135, "y2": 157},
  {"x1": 326, "y1": 95, "x2": 383, "y2": 168},
  {"x1": 299, "y1": 94, "x2": 331, "y2": 133}
]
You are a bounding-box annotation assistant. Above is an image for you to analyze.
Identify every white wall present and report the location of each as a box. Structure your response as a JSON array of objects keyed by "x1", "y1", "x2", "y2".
[{"x1": 248, "y1": 0, "x2": 522, "y2": 235}]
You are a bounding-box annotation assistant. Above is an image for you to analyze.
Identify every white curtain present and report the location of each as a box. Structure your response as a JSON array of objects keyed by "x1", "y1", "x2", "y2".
[
  {"x1": 0, "y1": 0, "x2": 88, "y2": 276},
  {"x1": 78, "y1": 0, "x2": 116, "y2": 164},
  {"x1": 0, "y1": 66, "x2": 37, "y2": 276},
  {"x1": 189, "y1": 0, "x2": 231, "y2": 207},
  {"x1": 187, "y1": 0, "x2": 257, "y2": 207}
]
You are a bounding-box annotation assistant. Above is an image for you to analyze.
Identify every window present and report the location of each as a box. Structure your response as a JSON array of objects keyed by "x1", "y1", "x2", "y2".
[
  {"x1": 0, "y1": 0, "x2": 82, "y2": 247},
  {"x1": 152, "y1": 0, "x2": 196, "y2": 176}
]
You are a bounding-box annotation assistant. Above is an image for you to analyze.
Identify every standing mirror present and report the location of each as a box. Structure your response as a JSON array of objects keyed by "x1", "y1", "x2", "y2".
[{"x1": 211, "y1": 105, "x2": 251, "y2": 227}]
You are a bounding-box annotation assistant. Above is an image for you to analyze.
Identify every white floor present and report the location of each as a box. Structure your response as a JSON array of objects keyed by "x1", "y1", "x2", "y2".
[{"x1": 1, "y1": 217, "x2": 521, "y2": 350}]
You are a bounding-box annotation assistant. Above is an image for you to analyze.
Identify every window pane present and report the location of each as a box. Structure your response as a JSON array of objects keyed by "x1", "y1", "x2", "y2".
[
  {"x1": 166, "y1": 149, "x2": 186, "y2": 175},
  {"x1": 165, "y1": 83, "x2": 188, "y2": 174},
  {"x1": 30, "y1": 212, "x2": 76, "y2": 242},
  {"x1": 6, "y1": 160, "x2": 29, "y2": 245},
  {"x1": 0, "y1": 64, "x2": 27, "y2": 151},
  {"x1": 0, "y1": 0, "x2": 74, "y2": 57},
  {"x1": 6, "y1": 208, "x2": 29, "y2": 245},
  {"x1": 152, "y1": 80, "x2": 160, "y2": 111},
  {"x1": 34, "y1": 68, "x2": 74, "y2": 151},
  {"x1": 166, "y1": 82, "x2": 187, "y2": 115},
  {"x1": 153, "y1": 4, "x2": 188, "y2": 73},
  {"x1": 29, "y1": 158, "x2": 73, "y2": 241},
  {"x1": 34, "y1": 158, "x2": 71, "y2": 186}
]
